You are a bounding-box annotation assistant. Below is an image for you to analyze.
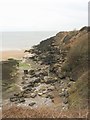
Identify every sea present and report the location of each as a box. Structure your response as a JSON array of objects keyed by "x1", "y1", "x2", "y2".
[{"x1": 0, "y1": 31, "x2": 57, "y2": 51}]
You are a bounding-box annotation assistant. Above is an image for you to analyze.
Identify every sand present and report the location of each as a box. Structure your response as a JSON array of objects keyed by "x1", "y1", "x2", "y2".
[{"x1": 1, "y1": 50, "x2": 25, "y2": 61}]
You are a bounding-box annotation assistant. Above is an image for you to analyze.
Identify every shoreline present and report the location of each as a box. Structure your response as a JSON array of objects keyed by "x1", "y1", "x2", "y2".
[{"x1": 0, "y1": 50, "x2": 25, "y2": 61}]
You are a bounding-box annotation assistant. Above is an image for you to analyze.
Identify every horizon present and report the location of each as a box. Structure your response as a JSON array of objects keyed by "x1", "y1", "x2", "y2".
[{"x1": 0, "y1": 26, "x2": 88, "y2": 51}]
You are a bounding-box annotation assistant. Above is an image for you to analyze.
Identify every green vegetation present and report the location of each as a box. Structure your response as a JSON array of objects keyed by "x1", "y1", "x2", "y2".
[
  {"x1": 2, "y1": 59, "x2": 19, "y2": 99},
  {"x1": 19, "y1": 62, "x2": 30, "y2": 69}
]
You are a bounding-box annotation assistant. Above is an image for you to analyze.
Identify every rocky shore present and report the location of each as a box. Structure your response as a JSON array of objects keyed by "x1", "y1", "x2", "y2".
[{"x1": 2, "y1": 27, "x2": 89, "y2": 118}]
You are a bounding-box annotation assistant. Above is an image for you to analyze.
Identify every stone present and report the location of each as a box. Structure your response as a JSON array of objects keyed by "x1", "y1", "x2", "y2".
[
  {"x1": 42, "y1": 90, "x2": 47, "y2": 94},
  {"x1": 14, "y1": 93, "x2": 19, "y2": 96},
  {"x1": 33, "y1": 78, "x2": 41, "y2": 83},
  {"x1": 30, "y1": 93, "x2": 37, "y2": 98},
  {"x1": 59, "y1": 90, "x2": 69, "y2": 98},
  {"x1": 10, "y1": 97, "x2": 19, "y2": 102},
  {"x1": 63, "y1": 98, "x2": 68, "y2": 104},
  {"x1": 29, "y1": 102, "x2": 36, "y2": 106},
  {"x1": 21, "y1": 81, "x2": 26, "y2": 84},
  {"x1": 23, "y1": 93, "x2": 31, "y2": 98},
  {"x1": 19, "y1": 98, "x2": 25, "y2": 103},
  {"x1": 23, "y1": 88, "x2": 32, "y2": 94},
  {"x1": 38, "y1": 92, "x2": 43, "y2": 96},
  {"x1": 67, "y1": 83, "x2": 71, "y2": 87},
  {"x1": 24, "y1": 70, "x2": 28, "y2": 74},
  {"x1": 48, "y1": 86, "x2": 55, "y2": 91},
  {"x1": 46, "y1": 94, "x2": 54, "y2": 99},
  {"x1": 44, "y1": 76, "x2": 57, "y2": 84},
  {"x1": 59, "y1": 92, "x2": 65, "y2": 97},
  {"x1": 18, "y1": 92, "x2": 24, "y2": 98},
  {"x1": 29, "y1": 70, "x2": 35, "y2": 75},
  {"x1": 64, "y1": 91, "x2": 69, "y2": 97}
]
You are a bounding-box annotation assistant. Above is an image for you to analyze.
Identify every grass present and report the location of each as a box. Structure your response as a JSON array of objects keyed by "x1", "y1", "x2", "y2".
[
  {"x1": 2, "y1": 105, "x2": 88, "y2": 118},
  {"x1": 19, "y1": 62, "x2": 30, "y2": 70},
  {"x1": 2, "y1": 59, "x2": 19, "y2": 99},
  {"x1": 68, "y1": 71, "x2": 88, "y2": 110}
]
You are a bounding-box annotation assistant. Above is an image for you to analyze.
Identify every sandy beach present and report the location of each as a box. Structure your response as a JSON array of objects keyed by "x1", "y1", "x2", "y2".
[{"x1": 1, "y1": 50, "x2": 25, "y2": 61}]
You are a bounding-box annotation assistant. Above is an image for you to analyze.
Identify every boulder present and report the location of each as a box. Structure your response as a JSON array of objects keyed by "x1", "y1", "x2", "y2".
[
  {"x1": 67, "y1": 82, "x2": 71, "y2": 87},
  {"x1": 29, "y1": 102, "x2": 36, "y2": 106},
  {"x1": 19, "y1": 98, "x2": 25, "y2": 103},
  {"x1": 10, "y1": 97, "x2": 19, "y2": 102},
  {"x1": 33, "y1": 78, "x2": 41, "y2": 83},
  {"x1": 46, "y1": 94, "x2": 54, "y2": 99},
  {"x1": 38, "y1": 92, "x2": 43, "y2": 96},
  {"x1": 23, "y1": 93, "x2": 31, "y2": 98},
  {"x1": 14, "y1": 93, "x2": 19, "y2": 97},
  {"x1": 63, "y1": 98, "x2": 68, "y2": 104},
  {"x1": 48, "y1": 86, "x2": 55, "y2": 91},
  {"x1": 30, "y1": 93, "x2": 37, "y2": 98},
  {"x1": 29, "y1": 70, "x2": 35, "y2": 75},
  {"x1": 44, "y1": 76, "x2": 58, "y2": 84},
  {"x1": 24, "y1": 70, "x2": 28, "y2": 74},
  {"x1": 58, "y1": 72, "x2": 66, "y2": 79},
  {"x1": 59, "y1": 90, "x2": 69, "y2": 98}
]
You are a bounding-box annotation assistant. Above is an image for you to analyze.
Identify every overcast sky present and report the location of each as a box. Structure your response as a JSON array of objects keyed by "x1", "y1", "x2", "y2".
[{"x1": 0, "y1": 0, "x2": 89, "y2": 31}]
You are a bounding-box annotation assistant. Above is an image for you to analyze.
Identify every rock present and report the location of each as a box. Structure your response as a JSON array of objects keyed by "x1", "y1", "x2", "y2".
[
  {"x1": 23, "y1": 93, "x2": 31, "y2": 98},
  {"x1": 30, "y1": 93, "x2": 37, "y2": 98},
  {"x1": 21, "y1": 81, "x2": 26, "y2": 84},
  {"x1": 70, "y1": 77, "x2": 75, "y2": 81},
  {"x1": 48, "y1": 86, "x2": 55, "y2": 91},
  {"x1": 59, "y1": 73, "x2": 66, "y2": 79},
  {"x1": 41, "y1": 71, "x2": 48, "y2": 76},
  {"x1": 27, "y1": 82, "x2": 35, "y2": 87},
  {"x1": 60, "y1": 89, "x2": 69, "y2": 98},
  {"x1": 33, "y1": 78, "x2": 41, "y2": 83},
  {"x1": 42, "y1": 90, "x2": 47, "y2": 94},
  {"x1": 19, "y1": 98, "x2": 25, "y2": 103},
  {"x1": 67, "y1": 83, "x2": 71, "y2": 87},
  {"x1": 38, "y1": 92, "x2": 43, "y2": 96},
  {"x1": 18, "y1": 92, "x2": 24, "y2": 98},
  {"x1": 14, "y1": 93, "x2": 19, "y2": 96},
  {"x1": 23, "y1": 88, "x2": 32, "y2": 94},
  {"x1": 10, "y1": 96, "x2": 19, "y2": 102},
  {"x1": 64, "y1": 91, "x2": 69, "y2": 97},
  {"x1": 29, "y1": 102, "x2": 36, "y2": 106},
  {"x1": 24, "y1": 70, "x2": 28, "y2": 74},
  {"x1": 46, "y1": 94, "x2": 54, "y2": 99},
  {"x1": 61, "y1": 81, "x2": 64, "y2": 84},
  {"x1": 63, "y1": 98, "x2": 68, "y2": 104},
  {"x1": 59, "y1": 92, "x2": 65, "y2": 97},
  {"x1": 29, "y1": 70, "x2": 35, "y2": 75},
  {"x1": 44, "y1": 76, "x2": 57, "y2": 84},
  {"x1": 62, "y1": 88, "x2": 65, "y2": 92}
]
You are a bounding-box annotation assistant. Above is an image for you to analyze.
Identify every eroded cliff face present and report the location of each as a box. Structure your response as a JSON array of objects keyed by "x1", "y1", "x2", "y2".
[
  {"x1": 2, "y1": 27, "x2": 89, "y2": 118},
  {"x1": 26, "y1": 26, "x2": 89, "y2": 110}
]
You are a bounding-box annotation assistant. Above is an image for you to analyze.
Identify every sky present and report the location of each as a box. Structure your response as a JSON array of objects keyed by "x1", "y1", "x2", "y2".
[{"x1": 0, "y1": 0, "x2": 89, "y2": 31}]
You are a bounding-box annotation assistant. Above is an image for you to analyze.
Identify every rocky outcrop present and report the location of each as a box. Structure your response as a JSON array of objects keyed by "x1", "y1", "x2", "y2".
[{"x1": 9, "y1": 27, "x2": 89, "y2": 112}]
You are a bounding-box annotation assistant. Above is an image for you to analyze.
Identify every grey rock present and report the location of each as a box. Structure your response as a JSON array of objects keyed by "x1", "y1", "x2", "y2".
[
  {"x1": 48, "y1": 86, "x2": 55, "y2": 91},
  {"x1": 44, "y1": 76, "x2": 57, "y2": 84},
  {"x1": 29, "y1": 102, "x2": 36, "y2": 106},
  {"x1": 29, "y1": 70, "x2": 35, "y2": 75},
  {"x1": 63, "y1": 98, "x2": 68, "y2": 104},
  {"x1": 46, "y1": 94, "x2": 54, "y2": 99},
  {"x1": 24, "y1": 70, "x2": 28, "y2": 74},
  {"x1": 30, "y1": 93, "x2": 37, "y2": 98},
  {"x1": 38, "y1": 92, "x2": 43, "y2": 96},
  {"x1": 10, "y1": 97, "x2": 19, "y2": 102},
  {"x1": 19, "y1": 98, "x2": 25, "y2": 103}
]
